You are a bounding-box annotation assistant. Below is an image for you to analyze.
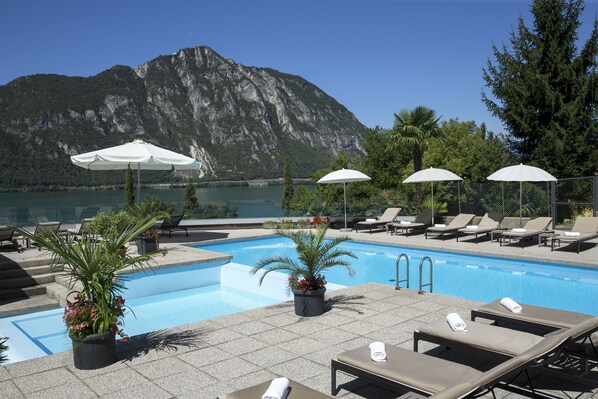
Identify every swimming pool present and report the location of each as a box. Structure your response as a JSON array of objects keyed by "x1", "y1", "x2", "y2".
[
  {"x1": 0, "y1": 261, "x2": 287, "y2": 364},
  {"x1": 197, "y1": 237, "x2": 598, "y2": 315}
]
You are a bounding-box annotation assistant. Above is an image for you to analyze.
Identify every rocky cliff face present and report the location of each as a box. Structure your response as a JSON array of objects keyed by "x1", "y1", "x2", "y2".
[{"x1": 0, "y1": 46, "x2": 364, "y2": 188}]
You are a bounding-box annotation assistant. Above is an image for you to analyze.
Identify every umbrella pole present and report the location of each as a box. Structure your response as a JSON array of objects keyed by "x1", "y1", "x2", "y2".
[
  {"x1": 519, "y1": 181, "x2": 522, "y2": 227},
  {"x1": 343, "y1": 182, "x2": 347, "y2": 230},
  {"x1": 431, "y1": 182, "x2": 434, "y2": 225},
  {"x1": 457, "y1": 181, "x2": 461, "y2": 214},
  {"x1": 137, "y1": 162, "x2": 141, "y2": 204}
]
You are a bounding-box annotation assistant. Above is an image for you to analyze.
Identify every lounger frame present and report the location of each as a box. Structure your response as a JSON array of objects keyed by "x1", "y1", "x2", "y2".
[{"x1": 160, "y1": 215, "x2": 188, "y2": 238}]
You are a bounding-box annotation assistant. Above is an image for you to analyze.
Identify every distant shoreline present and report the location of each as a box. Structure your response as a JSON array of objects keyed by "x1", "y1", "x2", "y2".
[{"x1": 0, "y1": 178, "x2": 314, "y2": 193}]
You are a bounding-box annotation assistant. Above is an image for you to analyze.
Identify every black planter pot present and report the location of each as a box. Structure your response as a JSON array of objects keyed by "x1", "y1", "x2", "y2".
[
  {"x1": 292, "y1": 287, "x2": 326, "y2": 317},
  {"x1": 136, "y1": 236, "x2": 158, "y2": 254},
  {"x1": 71, "y1": 330, "x2": 116, "y2": 370}
]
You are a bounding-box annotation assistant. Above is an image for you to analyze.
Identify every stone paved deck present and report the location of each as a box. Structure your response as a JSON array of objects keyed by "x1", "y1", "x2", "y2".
[{"x1": 0, "y1": 283, "x2": 596, "y2": 399}]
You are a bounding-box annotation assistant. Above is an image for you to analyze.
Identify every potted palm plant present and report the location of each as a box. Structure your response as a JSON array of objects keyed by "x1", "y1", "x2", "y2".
[
  {"x1": 251, "y1": 227, "x2": 356, "y2": 317},
  {"x1": 18, "y1": 216, "x2": 157, "y2": 369}
]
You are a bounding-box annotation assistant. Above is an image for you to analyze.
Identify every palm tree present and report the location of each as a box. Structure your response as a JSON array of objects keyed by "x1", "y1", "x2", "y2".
[
  {"x1": 251, "y1": 227, "x2": 356, "y2": 293},
  {"x1": 390, "y1": 106, "x2": 441, "y2": 206}
]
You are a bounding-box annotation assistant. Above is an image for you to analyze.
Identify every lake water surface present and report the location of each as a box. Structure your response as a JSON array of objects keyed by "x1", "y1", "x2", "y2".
[{"x1": 0, "y1": 185, "x2": 291, "y2": 226}]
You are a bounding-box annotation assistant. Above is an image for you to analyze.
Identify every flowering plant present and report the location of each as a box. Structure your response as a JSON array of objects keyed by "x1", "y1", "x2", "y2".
[
  {"x1": 64, "y1": 294, "x2": 129, "y2": 341},
  {"x1": 138, "y1": 228, "x2": 158, "y2": 239},
  {"x1": 306, "y1": 216, "x2": 330, "y2": 226},
  {"x1": 288, "y1": 274, "x2": 327, "y2": 292}
]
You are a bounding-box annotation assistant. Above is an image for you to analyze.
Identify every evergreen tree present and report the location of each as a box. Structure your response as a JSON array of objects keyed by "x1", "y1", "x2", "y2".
[
  {"x1": 282, "y1": 159, "x2": 294, "y2": 215},
  {"x1": 124, "y1": 165, "x2": 135, "y2": 207},
  {"x1": 482, "y1": 0, "x2": 598, "y2": 177},
  {"x1": 183, "y1": 183, "x2": 199, "y2": 212}
]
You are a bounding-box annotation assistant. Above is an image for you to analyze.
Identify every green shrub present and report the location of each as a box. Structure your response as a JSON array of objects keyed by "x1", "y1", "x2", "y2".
[{"x1": 88, "y1": 211, "x2": 136, "y2": 240}]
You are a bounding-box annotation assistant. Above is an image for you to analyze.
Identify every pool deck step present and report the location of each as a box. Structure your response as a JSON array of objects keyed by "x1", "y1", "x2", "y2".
[
  {"x1": 0, "y1": 273, "x2": 56, "y2": 290},
  {"x1": 0, "y1": 293, "x2": 60, "y2": 318},
  {"x1": 0, "y1": 285, "x2": 47, "y2": 300},
  {"x1": 0, "y1": 265, "x2": 54, "y2": 279}
]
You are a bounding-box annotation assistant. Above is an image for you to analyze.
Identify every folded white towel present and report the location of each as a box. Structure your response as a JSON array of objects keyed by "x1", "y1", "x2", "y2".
[
  {"x1": 369, "y1": 341, "x2": 387, "y2": 362},
  {"x1": 466, "y1": 225, "x2": 479, "y2": 230},
  {"x1": 500, "y1": 297, "x2": 522, "y2": 313},
  {"x1": 400, "y1": 220, "x2": 411, "y2": 225},
  {"x1": 512, "y1": 228, "x2": 526, "y2": 233},
  {"x1": 446, "y1": 313, "x2": 467, "y2": 332},
  {"x1": 564, "y1": 231, "x2": 581, "y2": 237},
  {"x1": 365, "y1": 218, "x2": 377, "y2": 222},
  {"x1": 434, "y1": 224, "x2": 446, "y2": 228},
  {"x1": 262, "y1": 377, "x2": 290, "y2": 399}
]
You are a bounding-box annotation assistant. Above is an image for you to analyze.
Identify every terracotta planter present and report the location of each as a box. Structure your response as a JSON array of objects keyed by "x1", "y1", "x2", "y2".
[
  {"x1": 292, "y1": 287, "x2": 326, "y2": 317},
  {"x1": 136, "y1": 236, "x2": 158, "y2": 254},
  {"x1": 71, "y1": 330, "x2": 115, "y2": 370}
]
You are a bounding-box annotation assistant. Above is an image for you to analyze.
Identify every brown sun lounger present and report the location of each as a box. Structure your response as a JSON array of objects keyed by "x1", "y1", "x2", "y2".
[
  {"x1": 425, "y1": 214, "x2": 475, "y2": 240},
  {"x1": 331, "y1": 334, "x2": 569, "y2": 397},
  {"x1": 471, "y1": 299, "x2": 593, "y2": 333},
  {"x1": 551, "y1": 216, "x2": 598, "y2": 253},
  {"x1": 355, "y1": 207, "x2": 401, "y2": 234},
  {"x1": 456, "y1": 212, "x2": 504, "y2": 244},
  {"x1": 0, "y1": 226, "x2": 18, "y2": 251},
  {"x1": 389, "y1": 209, "x2": 437, "y2": 236},
  {"x1": 220, "y1": 378, "x2": 330, "y2": 399},
  {"x1": 67, "y1": 218, "x2": 94, "y2": 240},
  {"x1": 29, "y1": 221, "x2": 61, "y2": 250},
  {"x1": 159, "y1": 214, "x2": 188, "y2": 238},
  {"x1": 498, "y1": 217, "x2": 553, "y2": 248}
]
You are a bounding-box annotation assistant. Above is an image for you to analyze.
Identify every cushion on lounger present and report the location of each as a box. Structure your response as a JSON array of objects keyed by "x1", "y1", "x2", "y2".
[
  {"x1": 476, "y1": 300, "x2": 592, "y2": 330},
  {"x1": 223, "y1": 379, "x2": 330, "y2": 399},
  {"x1": 417, "y1": 319, "x2": 544, "y2": 357},
  {"x1": 337, "y1": 345, "x2": 482, "y2": 394}
]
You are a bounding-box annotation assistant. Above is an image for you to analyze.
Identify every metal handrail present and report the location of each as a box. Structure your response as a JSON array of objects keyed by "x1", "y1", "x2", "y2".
[
  {"x1": 418, "y1": 256, "x2": 433, "y2": 294},
  {"x1": 395, "y1": 254, "x2": 409, "y2": 290}
]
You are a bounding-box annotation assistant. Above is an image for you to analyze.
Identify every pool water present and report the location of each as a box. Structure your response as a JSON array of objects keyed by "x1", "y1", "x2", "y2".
[
  {"x1": 198, "y1": 237, "x2": 598, "y2": 315},
  {"x1": 0, "y1": 262, "x2": 283, "y2": 364}
]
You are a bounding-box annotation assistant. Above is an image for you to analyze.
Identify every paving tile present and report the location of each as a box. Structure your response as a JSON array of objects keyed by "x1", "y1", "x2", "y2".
[
  {"x1": 66, "y1": 360, "x2": 128, "y2": 379},
  {"x1": 216, "y1": 336, "x2": 268, "y2": 356},
  {"x1": 315, "y1": 312, "x2": 357, "y2": 327},
  {"x1": 266, "y1": 357, "x2": 328, "y2": 382},
  {"x1": 85, "y1": 367, "x2": 148, "y2": 396},
  {"x1": 211, "y1": 312, "x2": 252, "y2": 328},
  {"x1": 337, "y1": 320, "x2": 384, "y2": 335},
  {"x1": 228, "y1": 369, "x2": 278, "y2": 391},
  {"x1": 177, "y1": 381, "x2": 235, "y2": 399},
  {"x1": 0, "y1": 367, "x2": 10, "y2": 382},
  {"x1": 154, "y1": 369, "x2": 217, "y2": 396},
  {"x1": 362, "y1": 327, "x2": 413, "y2": 347},
  {"x1": 13, "y1": 367, "x2": 78, "y2": 394},
  {"x1": 282, "y1": 319, "x2": 330, "y2": 336},
  {"x1": 277, "y1": 337, "x2": 328, "y2": 356},
  {"x1": 307, "y1": 327, "x2": 359, "y2": 346},
  {"x1": 100, "y1": 382, "x2": 172, "y2": 399},
  {"x1": 260, "y1": 312, "x2": 302, "y2": 327},
  {"x1": 302, "y1": 345, "x2": 346, "y2": 367},
  {"x1": 132, "y1": 356, "x2": 195, "y2": 380},
  {"x1": 6, "y1": 351, "x2": 71, "y2": 378},
  {"x1": 202, "y1": 328, "x2": 245, "y2": 346},
  {"x1": 177, "y1": 346, "x2": 233, "y2": 369},
  {"x1": 252, "y1": 328, "x2": 301, "y2": 345},
  {"x1": 240, "y1": 345, "x2": 297, "y2": 367},
  {"x1": 25, "y1": 381, "x2": 98, "y2": 399},
  {"x1": 0, "y1": 380, "x2": 25, "y2": 399},
  {"x1": 228, "y1": 320, "x2": 275, "y2": 336},
  {"x1": 362, "y1": 312, "x2": 408, "y2": 327},
  {"x1": 202, "y1": 357, "x2": 260, "y2": 381}
]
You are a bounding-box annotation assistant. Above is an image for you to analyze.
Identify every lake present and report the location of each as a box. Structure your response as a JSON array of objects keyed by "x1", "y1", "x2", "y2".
[{"x1": 0, "y1": 185, "x2": 295, "y2": 227}]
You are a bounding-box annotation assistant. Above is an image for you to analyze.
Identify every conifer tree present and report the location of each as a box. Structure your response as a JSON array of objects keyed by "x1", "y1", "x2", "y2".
[
  {"x1": 282, "y1": 159, "x2": 294, "y2": 215},
  {"x1": 183, "y1": 183, "x2": 199, "y2": 213},
  {"x1": 482, "y1": 0, "x2": 598, "y2": 177},
  {"x1": 125, "y1": 165, "x2": 135, "y2": 207}
]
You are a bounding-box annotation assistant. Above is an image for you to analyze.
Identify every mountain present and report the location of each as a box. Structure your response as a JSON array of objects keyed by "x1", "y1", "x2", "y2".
[{"x1": 0, "y1": 46, "x2": 365, "y2": 189}]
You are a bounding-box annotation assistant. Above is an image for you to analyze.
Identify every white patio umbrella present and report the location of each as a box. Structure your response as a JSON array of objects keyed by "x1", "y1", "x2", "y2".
[
  {"x1": 487, "y1": 163, "x2": 557, "y2": 226},
  {"x1": 403, "y1": 167, "x2": 463, "y2": 224},
  {"x1": 71, "y1": 139, "x2": 201, "y2": 201},
  {"x1": 317, "y1": 168, "x2": 371, "y2": 231}
]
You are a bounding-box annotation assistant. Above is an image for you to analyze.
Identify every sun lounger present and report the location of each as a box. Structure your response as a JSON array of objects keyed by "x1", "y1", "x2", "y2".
[
  {"x1": 425, "y1": 214, "x2": 475, "y2": 240},
  {"x1": 331, "y1": 334, "x2": 569, "y2": 397},
  {"x1": 471, "y1": 299, "x2": 593, "y2": 333},
  {"x1": 456, "y1": 212, "x2": 504, "y2": 244},
  {"x1": 220, "y1": 378, "x2": 330, "y2": 399},
  {"x1": 159, "y1": 214, "x2": 188, "y2": 238},
  {"x1": 355, "y1": 207, "x2": 401, "y2": 234},
  {"x1": 551, "y1": 216, "x2": 598, "y2": 253},
  {"x1": 0, "y1": 226, "x2": 18, "y2": 250},
  {"x1": 67, "y1": 218, "x2": 94, "y2": 240},
  {"x1": 29, "y1": 221, "x2": 61, "y2": 250},
  {"x1": 389, "y1": 209, "x2": 437, "y2": 236},
  {"x1": 497, "y1": 217, "x2": 553, "y2": 248}
]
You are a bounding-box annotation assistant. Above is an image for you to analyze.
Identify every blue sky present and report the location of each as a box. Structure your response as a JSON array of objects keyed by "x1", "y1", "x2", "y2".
[{"x1": 1, "y1": 0, "x2": 596, "y2": 134}]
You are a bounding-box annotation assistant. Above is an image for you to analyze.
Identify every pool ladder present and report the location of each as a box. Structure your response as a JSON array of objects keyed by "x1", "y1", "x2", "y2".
[{"x1": 395, "y1": 254, "x2": 433, "y2": 294}]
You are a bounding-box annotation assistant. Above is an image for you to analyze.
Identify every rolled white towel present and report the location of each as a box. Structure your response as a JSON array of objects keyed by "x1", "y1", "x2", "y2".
[
  {"x1": 500, "y1": 297, "x2": 522, "y2": 313},
  {"x1": 365, "y1": 218, "x2": 377, "y2": 222},
  {"x1": 262, "y1": 377, "x2": 290, "y2": 399},
  {"x1": 446, "y1": 313, "x2": 467, "y2": 332},
  {"x1": 466, "y1": 225, "x2": 479, "y2": 230},
  {"x1": 564, "y1": 231, "x2": 580, "y2": 237},
  {"x1": 512, "y1": 228, "x2": 526, "y2": 233},
  {"x1": 434, "y1": 224, "x2": 446, "y2": 228},
  {"x1": 369, "y1": 341, "x2": 387, "y2": 362},
  {"x1": 400, "y1": 220, "x2": 411, "y2": 225}
]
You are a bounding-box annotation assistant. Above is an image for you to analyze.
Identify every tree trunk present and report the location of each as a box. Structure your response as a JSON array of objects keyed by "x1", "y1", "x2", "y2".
[{"x1": 413, "y1": 145, "x2": 423, "y2": 207}]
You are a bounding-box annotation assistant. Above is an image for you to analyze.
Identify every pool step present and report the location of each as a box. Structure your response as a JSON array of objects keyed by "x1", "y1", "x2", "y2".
[
  {"x1": 0, "y1": 273, "x2": 56, "y2": 290},
  {"x1": 0, "y1": 294, "x2": 60, "y2": 318},
  {"x1": 0, "y1": 265, "x2": 55, "y2": 279},
  {"x1": 0, "y1": 285, "x2": 47, "y2": 300}
]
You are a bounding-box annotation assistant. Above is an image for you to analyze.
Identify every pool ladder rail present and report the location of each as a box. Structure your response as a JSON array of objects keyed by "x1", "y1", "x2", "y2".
[{"x1": 395, "y1": 254, "x2": 433, "y2": 295}]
